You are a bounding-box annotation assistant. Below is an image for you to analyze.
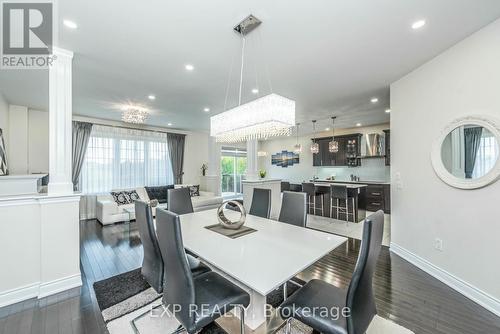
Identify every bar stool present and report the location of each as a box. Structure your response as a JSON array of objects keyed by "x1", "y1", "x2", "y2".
[
  {"x1": 330, "y1": 185, "x2": 355, "y2": 224},
  {"x1": 302, "y1": 183, "x2": 324, "y2": 216}
]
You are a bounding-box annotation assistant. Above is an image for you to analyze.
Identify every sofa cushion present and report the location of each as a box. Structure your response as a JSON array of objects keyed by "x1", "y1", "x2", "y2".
[
  {"x1": 110, "y1": 191, "x2": 131, "y2": 205},
  {"x1": 126, "y1": 189, "x2": 140, "y2": 202},
  {"x1": 145, "y1": 185, "x2": 174, "y2": 204}
]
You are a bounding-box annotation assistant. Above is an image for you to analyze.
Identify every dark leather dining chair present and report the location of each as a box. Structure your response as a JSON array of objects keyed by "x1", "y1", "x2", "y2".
[
  {"x1": 135, "y1": 200, "x2": 164, "y2": 293},
  {"x1": 168, "y1": 188, "x2": 194, "y2": 215},
  {"x1": 134, "y1": 200, "x2": 210, "y2": 293},
  {"x1": 249, "y1": 188, "x2": 271, "y2": 218},
  {"x1": 278, "y1": 191, "x2": 307, "y2": 227},
  {"x1": 155, "y1": 208, "x2": 250, "y2": 334},
  {"x1": 279, "y1": 210, "x2": 384, "y2": 334},
  {"x1": 281, "y1": 181, "x2": 291, "y2": 192}
]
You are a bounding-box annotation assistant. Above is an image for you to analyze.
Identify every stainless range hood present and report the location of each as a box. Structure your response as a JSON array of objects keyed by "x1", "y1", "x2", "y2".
[{"x1": 362, "y1": 133, "x2": 385, "y2": 157}]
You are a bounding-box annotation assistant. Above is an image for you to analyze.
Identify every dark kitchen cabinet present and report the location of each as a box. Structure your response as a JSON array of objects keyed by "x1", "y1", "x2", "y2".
[
  {"x1": 311, "y1": 133, "x2": 362, "y2": 167},
  {"x1": 365, "y1": 184, "x2": 391, "y2": 214},
  {"x1": 383, "y1": 129, "x2": 390, "y2": 166}
]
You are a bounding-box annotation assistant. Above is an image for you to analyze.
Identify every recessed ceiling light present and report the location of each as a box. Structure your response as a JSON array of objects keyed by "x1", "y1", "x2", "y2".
[
  {"x1": 371, "y1": 98, "x2": 378, "y2": 103},
  {"x1": 412, "y1": 20, "x2": 426, "y2": 30},
  {"x1": 167, "y1": 123, "x2": 172, "y2": 126},
  {"x1": 385, "y1": 109, "x2": 391, "y2": 113},
  {"x1": 148, "y1": 95, "x2": 156, "y2": 100},
  {"x1": 325, "y1": 127, "x2": 330, "y2": 131},
  {"x1": 356, "y1": 123, "x2": 362, "y2": 127},
  {"x1": 203, "y1": 107, "x2": 210, "y2": 112},
  {"x1": 185, "y1": 64, "x2": 194, "y2": 71},
  {"x1": 63, "y1": 19, "x2": 78, "y2": 29},
  {"x1": 252, "y1": 88, "x2": 259, "y2": 94}
]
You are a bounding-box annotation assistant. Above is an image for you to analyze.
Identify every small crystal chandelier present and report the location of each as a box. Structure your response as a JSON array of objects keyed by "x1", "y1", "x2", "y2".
[
  {"x1": 329, "y1": 116, "x2": 339, "y2": 153},
  {"x1": 210, "y1": 15, "x2": 295, "y2": 143},
  {"x1": 122, "y1": 107, "x2": 149, "y2": 124},
  {"x1": 311, "y1": 120, "x2": 319, "y2": 154},
  {"x1": 293, "y1": 123, "x2": 302, "y2": 154}
]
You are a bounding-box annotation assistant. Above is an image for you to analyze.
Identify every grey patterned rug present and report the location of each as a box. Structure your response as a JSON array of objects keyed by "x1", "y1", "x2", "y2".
[
  {"x1": 94, "y1": 269, "x2": 413, "y2": 334},
  {"x1": 93, "y1": 268, "x2": 303, "y2": 334}
]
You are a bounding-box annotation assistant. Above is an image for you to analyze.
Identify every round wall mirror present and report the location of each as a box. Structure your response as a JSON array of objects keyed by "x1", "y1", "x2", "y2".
[{"x1": 432, "y1": 116, "x2": 500, "y2": 189}]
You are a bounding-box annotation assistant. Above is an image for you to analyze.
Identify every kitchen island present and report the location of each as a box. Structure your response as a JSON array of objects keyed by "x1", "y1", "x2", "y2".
[{"x1": 311, "y1": 182, "x2": 367, "y2": 223}]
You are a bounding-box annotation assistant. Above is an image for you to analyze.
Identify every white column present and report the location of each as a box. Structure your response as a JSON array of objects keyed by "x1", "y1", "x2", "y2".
[
  {"x1": 206, "y1": 136, "x2": 221, "y2": 196},
  {"x1": 246, "y1": 139, "x2": 259, "y2": 180},
  {"x1": 48, "y1": 48, "x2": 74, "y2": 195}
]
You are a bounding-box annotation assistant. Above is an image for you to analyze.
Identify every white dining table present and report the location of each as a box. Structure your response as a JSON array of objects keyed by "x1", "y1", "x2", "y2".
[{"x1": 179, "y1": 209, "x2": 347, "y2": 330}]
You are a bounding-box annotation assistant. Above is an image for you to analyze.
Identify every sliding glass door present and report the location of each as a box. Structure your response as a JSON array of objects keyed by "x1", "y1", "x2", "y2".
[{"x1": 221, "y1": 147, "x2": 247, "y2": 197}]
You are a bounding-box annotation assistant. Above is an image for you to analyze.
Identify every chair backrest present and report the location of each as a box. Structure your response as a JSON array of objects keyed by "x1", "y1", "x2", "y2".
[
  {"x1": 168, "y1": 188, "x2": 194, "y2": 215},
  {"x1": 281, "y1": 181, "x2": 291, "y2": 192},
  {"x1": 301, "y1": 182, "x2": 316, "y2": 196},
  {"x1": 345, "y1": 210, "x2": 384, "y2": 334},
  {"x1": 156, "y1": 208, "x2": 196, "y2": 330},
  {"x1": 134, "y1": 200, "x2": 164, "y2": 293},
  {"x1": 330, "y1": 185, "x2": 348, "y2": 200},
  {"x1": 278, "y1": 191, "x2": 307, "y2": 227},
  {"x1": 249, "y1": 188, "x2": 271, "y2": 219}
]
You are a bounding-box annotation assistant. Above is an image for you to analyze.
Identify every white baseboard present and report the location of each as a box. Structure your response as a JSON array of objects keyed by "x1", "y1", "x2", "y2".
[
  {"x1": 0, "y1": 282, "x2": 39, "y2": 308},
  {"x1": 38, "y1": 274, "x2": 82, "y2": 299},
  {"x1": 390, "y1": 242, "x2": 500, "y2": 317}
]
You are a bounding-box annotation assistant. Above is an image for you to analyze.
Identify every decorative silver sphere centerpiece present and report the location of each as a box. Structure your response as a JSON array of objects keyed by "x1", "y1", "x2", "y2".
[{"x1": 217, "y1": 200, "x2": 246, "y2": 230}]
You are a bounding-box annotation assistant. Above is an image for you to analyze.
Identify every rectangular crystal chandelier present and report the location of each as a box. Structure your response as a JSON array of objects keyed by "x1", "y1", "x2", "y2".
[{"x1": 210, "y1": 93, "x2": 295, "y2": 143}]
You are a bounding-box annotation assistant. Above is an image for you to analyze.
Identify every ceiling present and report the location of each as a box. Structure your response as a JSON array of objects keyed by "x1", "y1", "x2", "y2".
[{"x1": 1, "y1": 0, "x2": 500, "y2": 134}]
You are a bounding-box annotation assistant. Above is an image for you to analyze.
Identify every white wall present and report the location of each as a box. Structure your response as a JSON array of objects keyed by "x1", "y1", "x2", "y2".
[
  {"x1": 184, "y1": 131, "x2": 209, "y2": 186},
  {"x1": 8, "y1": 105, "x2": 29, "y2": 174},
  {"x1": 258, "y1": 124, "x2": 390, "y2": 183},
  {"x1": 28, "y1": 110, "x2": 49, "y2": 173},
  {"x1": 4, "y1": 106, "x2": 49, "y2": 174},
  {"x1": 0, "y1": 93, "x2": 8, "y2": 151},
  {"x1": 391, "y1": 18, "x2": 500, "y2": 314}
]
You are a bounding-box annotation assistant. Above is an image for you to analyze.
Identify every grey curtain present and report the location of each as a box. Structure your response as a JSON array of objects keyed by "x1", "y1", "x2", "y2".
[
  {"x1": 0, "y1": 128, "x2": 8, "y2": 175},
  {"x1": 464, "y1": 126, "x2": 483, "y2": 179},
  {"x1": 167, "y1": 133, "x2": 186, "y2": 184},
  {"x1": 72, "y1": 121, "x2": 93, "y2": 190}
]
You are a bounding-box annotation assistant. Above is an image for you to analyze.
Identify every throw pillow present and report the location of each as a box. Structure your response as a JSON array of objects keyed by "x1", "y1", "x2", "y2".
[
  {"x1": 189, "y1": 185, "x2": 200, "y2": 197},
  {"x1": 126, "y1": 190, "x2": 140, "y2": 202},
  {"x1": 110, "y1": 191, "x2": 130, "y2": 206}
]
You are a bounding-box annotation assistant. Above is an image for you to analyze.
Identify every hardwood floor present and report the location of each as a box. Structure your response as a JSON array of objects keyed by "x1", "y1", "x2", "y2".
[{"x1": 0, "y1": 219, "x2": 499, "y2": 334}]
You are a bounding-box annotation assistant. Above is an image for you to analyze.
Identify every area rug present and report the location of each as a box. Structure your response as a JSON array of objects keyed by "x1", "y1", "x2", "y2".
[
  {"x1": 275, "y1": 316, "x2": 414, "y2": 334},
  {"x1": 94, "y1": 269, "x2": 413, "y2": 334},
  {"x1": 94, "y1": 268, "x2": 303, "y2": 333}
]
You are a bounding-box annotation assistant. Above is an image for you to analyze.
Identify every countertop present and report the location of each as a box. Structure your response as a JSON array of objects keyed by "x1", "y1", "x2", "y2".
[
  {"x1": 312, "y1": 179, "x2": 390, "y2": 185},
  {"x1": 314, "y1": 182, "x2": 367, "y2": 188}
]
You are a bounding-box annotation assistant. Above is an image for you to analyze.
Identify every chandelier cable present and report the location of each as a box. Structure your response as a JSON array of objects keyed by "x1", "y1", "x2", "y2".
[{"x1": 238, "y1": 36, "x2": 246, "y2": 106}]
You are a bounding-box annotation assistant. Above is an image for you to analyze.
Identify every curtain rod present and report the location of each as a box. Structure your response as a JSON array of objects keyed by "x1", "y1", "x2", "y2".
[{"x1": 75, "y1": 119, "x2": 185, "y2": 136}]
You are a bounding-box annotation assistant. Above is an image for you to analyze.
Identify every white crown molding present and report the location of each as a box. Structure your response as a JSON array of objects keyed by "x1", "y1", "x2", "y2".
[
  {"x1": 390, "y1": 242, "x2": 500, "y2": 317},
  {"x1": 430, "y1": 115, "x2": 500, "y2": 189}
]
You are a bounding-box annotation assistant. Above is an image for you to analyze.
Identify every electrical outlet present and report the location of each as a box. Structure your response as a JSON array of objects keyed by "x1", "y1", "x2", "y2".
[{"x1": 434, "y1": 238, "x2": 443, "y2": 251}]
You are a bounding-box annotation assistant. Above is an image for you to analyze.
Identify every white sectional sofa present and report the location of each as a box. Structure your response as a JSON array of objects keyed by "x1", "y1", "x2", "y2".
[{"x1": 96, "y1": 186, "x2": 223, "y2": 225}]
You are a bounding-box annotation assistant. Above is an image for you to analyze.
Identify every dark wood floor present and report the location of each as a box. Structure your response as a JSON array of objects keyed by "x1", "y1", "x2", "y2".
[{"x1": 0, "y1": 219, "x2": 499, "y2": 334}]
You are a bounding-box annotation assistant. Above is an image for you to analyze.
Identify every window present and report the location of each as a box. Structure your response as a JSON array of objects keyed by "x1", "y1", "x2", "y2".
[
  {"x1": 221, "y1": 146, "x2": 247, "y2": 196},
  {"x1": 472, "y1": 129, "x2": 499, "y2": 178},
  {"x1": 80, "y1": 125, "x2": 173, "y2": 194}
]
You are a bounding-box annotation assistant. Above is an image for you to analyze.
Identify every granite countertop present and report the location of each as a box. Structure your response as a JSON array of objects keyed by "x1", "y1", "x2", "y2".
[
  {"x1": 313, "y1": 179, "x2": 390, "y2": 185},
  {"x1": 314, "y1": 182, "x2": 367, "y2": 188}
]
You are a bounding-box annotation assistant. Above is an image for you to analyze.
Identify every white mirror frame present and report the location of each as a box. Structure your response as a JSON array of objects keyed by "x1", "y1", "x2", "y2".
[{"x1": 431, "y1": 115, "x2": 500, "y2": 190}]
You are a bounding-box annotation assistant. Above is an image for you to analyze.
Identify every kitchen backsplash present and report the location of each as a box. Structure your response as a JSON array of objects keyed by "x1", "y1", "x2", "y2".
[{"x1": 315, "y1": 158, "x2": 390, "y2": 182}]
